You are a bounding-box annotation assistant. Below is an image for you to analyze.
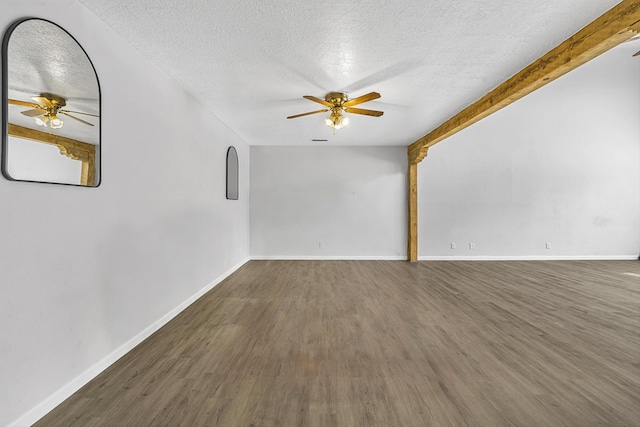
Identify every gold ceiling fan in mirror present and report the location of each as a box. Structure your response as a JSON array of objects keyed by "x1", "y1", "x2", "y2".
[
  {"x1": 287, "y1": 91, "x2": 383, "y2": 131},
  {"x1": 8, "y1": 92, "x2": 98, "y2": 129}
]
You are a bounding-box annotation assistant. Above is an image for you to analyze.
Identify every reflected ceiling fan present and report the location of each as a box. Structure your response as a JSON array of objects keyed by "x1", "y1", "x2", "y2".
[
  {"x1": 287, "y1": 91, "x2": 383, "y2": 131},
  {"x1": 8, "y1": 92, "x2": 98, "y2": 129}
]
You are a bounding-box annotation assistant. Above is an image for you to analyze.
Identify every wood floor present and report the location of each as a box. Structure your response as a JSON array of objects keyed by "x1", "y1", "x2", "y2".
[{"x1": 36, "y1": 260, "x2": 640, "y2": 426}]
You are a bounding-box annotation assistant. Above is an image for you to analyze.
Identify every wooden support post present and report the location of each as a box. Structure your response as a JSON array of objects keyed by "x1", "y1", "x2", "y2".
[
  {"x1": 80, "y1": 152, "x2": 96, "y2": 186},
  {"x1": 407, "y1": 147, "x2": 427, "y2": 262},
  {"x1": 407, "y1": 160, "x2": 418, "y2": 262}
]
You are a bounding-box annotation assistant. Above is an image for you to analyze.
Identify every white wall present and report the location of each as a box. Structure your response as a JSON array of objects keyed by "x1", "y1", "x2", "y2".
[
  {"x1": 419, "y1": 41, "x2": 640, "y2": 259},
  {"x1": 251, "y1": 146, "x2": 406, "y2": 259},
  {"x1": 0, "y1": 1, "x2": 250, "y2": 425}
]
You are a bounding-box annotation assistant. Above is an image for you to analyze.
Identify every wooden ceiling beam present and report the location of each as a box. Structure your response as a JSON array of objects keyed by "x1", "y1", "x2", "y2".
[
  {"x1": 406, "y1": 1, "x2": 640, "y2": 261},
  {"x1": 408, "y1": 0, "x2": 640, "y2": 163}
]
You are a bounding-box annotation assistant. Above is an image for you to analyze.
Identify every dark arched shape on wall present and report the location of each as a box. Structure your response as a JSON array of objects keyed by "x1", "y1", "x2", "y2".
[
  {"x1": 226, "y1": 146, "x2": 238, "y2": 200},
  {"x1": 2, "y1": 18, "x2": 101, "y2": 187}
]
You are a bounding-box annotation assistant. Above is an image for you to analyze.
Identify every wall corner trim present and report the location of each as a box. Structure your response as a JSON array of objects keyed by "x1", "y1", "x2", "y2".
[{"x1": 8, "y1": 257, "x2": 251, "y2": 427}]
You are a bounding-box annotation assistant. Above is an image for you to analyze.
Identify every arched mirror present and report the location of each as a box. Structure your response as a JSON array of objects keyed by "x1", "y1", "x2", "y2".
[
  {"x1": 226, "y1": 146, "x2": 238, "y2": 200},
  {"x1": 2, "y1": 18, "x2": 100, "y2": 186}
]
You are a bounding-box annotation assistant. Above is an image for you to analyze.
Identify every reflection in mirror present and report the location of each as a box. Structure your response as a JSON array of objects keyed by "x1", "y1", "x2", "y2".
[
  {"x1": 2, "y1": 18, "x2": 100, "y2": 186},
  {"x1": 226, "y1": 146, "x2": 238, "y2": 200}
]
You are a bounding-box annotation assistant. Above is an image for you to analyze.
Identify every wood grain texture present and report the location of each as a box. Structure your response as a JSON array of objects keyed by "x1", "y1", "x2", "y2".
[
  {"x1": 407, "y1": 161, "x2": 419, "y2": 262},
  {"x1": 407, "y1": 0, "x2": 640, "y2": 162},
  {"x1": 35, "y1": 260, "x2": 640, "y2": 426}
]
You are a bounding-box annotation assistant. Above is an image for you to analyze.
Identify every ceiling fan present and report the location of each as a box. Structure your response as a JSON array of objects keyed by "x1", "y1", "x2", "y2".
[
  {"x1": 287, "y1": 91, "x2": 383, "y2": 131},
  {"x1": 8, "y1": 92, "x2": 98, "y2": 129}
]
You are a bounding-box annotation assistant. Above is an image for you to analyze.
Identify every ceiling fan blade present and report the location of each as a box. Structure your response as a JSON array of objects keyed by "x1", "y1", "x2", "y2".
[
  {"x1": 303, "y1": 95, "x2": 334, "y2": 108},
  {"x1": 60, "y1": 112, "x2": 95, "y2": 126},
  {"x1": 8, "y1": 99, "x2": 42, "y2": 109},
  {"x1": 31, "y1": 96, "x2": 54, "y2": 107},
  {"x1": 343, "y1": 92, "x2": 381, "y2": 107},
  {"x1": 345, "y1": 107, "x2": 384, "y2": 117},
  {"x1": 287, "y1": 109, "x2": 329, "y2": 119},
  {"x1": 20, "y1": 108, "x2": 46, "y2": 117},
  {"x1": 59, "y1": 109, "x2": 100, "y2": 117}
]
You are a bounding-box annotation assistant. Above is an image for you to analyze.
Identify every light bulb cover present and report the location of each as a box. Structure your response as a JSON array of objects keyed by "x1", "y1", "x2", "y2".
[
  {"x1": 50, "y1": 117, "x2": 63, "y2": 129},
  {"x1": 324, "y1": 109, "x2": 350, "y2": 130}
]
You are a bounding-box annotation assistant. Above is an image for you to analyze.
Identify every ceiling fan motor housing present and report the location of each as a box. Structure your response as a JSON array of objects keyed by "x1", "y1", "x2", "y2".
[
  {"x1": 325, "y1": 92, "x2": 348, "y2": 106},
  {"x1": 39, "y1": 92, "x2": 67, "y2": 107}
]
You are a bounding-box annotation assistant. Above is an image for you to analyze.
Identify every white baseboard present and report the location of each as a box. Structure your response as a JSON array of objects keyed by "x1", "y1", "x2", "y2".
[
  {"x1": 251, "y1": 255, "x2": 407, "y2": 261},
  {"x1": 9, "y1": 257, "x2": 251, "y2": 427},
  {"x1": 253, "y1": 255, "x2": 638, "y2": 262},
  {"x1": 418, "y1": 255, "x2": 638, "y2": 261}
]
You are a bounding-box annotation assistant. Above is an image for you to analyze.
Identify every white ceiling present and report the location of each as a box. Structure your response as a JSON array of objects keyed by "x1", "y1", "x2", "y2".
[{"x1": 78, "y1": 0, "x2": 621, "y2": 147}]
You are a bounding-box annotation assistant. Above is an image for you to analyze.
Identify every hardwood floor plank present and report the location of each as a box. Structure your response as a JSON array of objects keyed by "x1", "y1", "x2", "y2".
[{"x1": 34, "y1": 260, "x2": 640, "y2": 426}]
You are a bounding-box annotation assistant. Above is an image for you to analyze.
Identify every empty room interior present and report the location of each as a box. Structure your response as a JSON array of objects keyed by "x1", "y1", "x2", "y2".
[{"x1": 1, "y1": 0, "x2": 639, "y2": 426}]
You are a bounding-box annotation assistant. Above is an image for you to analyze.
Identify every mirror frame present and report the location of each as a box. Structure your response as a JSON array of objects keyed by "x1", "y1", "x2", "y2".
[
  {"x1": 226, "y1": 146, "x2": 238, "y2": 200},
  {"x1": 1, "y1": 17, "x2": 101, "y2": 187}
]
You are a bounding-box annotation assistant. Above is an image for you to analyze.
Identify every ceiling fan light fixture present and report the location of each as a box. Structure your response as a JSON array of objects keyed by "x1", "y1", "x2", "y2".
[
  {"x1": 35, "y1": 114, "x2": 64, "y2": 129},
  {"x1": 325, "y1": 110, "x2": 349, "y2": 130},
  {"x1": 50, "y1": 116, "x2": 64, "y2": 129}
]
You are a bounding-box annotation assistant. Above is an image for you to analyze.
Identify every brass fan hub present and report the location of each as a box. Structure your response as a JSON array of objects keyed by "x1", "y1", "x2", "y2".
[
  {"x1": 325, "y1": 92, "x2": 348, "y2": 106},
  {"x1": 39, "y1": 92, "x2": 67, "y2": 107}
]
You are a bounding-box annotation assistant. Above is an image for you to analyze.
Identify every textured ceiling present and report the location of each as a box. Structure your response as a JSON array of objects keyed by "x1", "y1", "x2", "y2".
[
  {"x1": 78, "y1": 0, "x2": 621, "y2": 146},
  {"x1": 6, "y1": 19, "x2": 100, "y2": 145}
]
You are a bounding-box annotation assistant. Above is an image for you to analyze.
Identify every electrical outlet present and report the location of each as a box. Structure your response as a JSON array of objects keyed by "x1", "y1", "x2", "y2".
[
  {"x1": 319, "y1": 241, "x2": 324, "y2": 249},
  {"x1": 545, "y1": 242, "x2": 551, "y2": 249},
  {"x1": 469, "y1": 243, "x2": 474, "y2": 249},
  {"x1": 450, "y1": 243, "x2": 456, "y2": 249}
]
